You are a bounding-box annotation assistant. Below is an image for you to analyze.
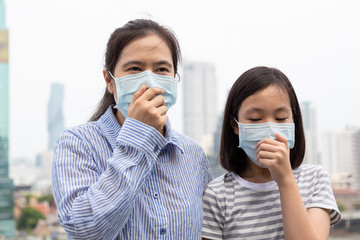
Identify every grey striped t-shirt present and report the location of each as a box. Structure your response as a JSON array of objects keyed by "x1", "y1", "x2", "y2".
[{"x1": 202, "y1": 164, "x2": 341, "y2": 240}]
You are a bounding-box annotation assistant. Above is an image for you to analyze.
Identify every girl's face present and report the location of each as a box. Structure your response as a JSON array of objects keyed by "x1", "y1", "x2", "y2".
[{"x1": 234, "y1": 85, "x2": 293, "y2": 133}]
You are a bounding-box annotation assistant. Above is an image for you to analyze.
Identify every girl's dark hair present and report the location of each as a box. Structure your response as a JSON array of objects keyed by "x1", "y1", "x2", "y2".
[
  {"x1": 220, "y1": 66, "x2": 306, "y2": 175},
  {"x1": 90, "y1": 19, "x2": 182, "y2": 121}
]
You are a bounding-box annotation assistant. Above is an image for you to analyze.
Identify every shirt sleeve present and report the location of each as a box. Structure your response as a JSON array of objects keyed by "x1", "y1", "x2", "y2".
[
  {"x1": 202, "y1": 185, "x2": 225, "y2": 240},
  {"x1": 309, "y1": 166, "x2": 341, "y2": 225},
  {"x1": 201, "y1": 152, "x2": 214, "y2": 192},
  {"x1": 52, "y1": 118, "x2": 166, "y2": 239}
]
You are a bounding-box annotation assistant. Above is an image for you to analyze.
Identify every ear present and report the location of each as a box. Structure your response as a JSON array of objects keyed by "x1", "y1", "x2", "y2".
[
  {"x1": 230, "y1": 117, "x2": 239, "y2": 135},
  {"x1": 103, "y1": 69, "x2": 115, "y2": 94}
]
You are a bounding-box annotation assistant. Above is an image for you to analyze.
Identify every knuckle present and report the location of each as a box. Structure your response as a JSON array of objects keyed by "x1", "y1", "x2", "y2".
[
  {"x1": 155, "y1": 95, "x2": 165, "y2": 103},
  {"x1": 275, "y1": 153, "x2": 282, "y2": 160},
  {"x1": 279, "y1": 148, "x2": 287, "y2": 155},
  {"x1": 150, "y1": 106, "x2": 159, "y2": 114},
  {"x1": 148, "y1": 87, "x2": 155, "y2": 94}
]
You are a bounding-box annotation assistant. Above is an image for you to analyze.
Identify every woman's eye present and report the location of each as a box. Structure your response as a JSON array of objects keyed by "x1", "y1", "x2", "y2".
[
  {"x1": 128, "y1": 66, "x2": 141, "y2": 71},
  {"x1": 156, "y1": 67, "x2": 169, "y2": 73}
]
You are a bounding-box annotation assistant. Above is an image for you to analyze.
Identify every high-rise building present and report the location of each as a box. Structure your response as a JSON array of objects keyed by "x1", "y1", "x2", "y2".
[
  {"x1": 47, "y1": 83, "x2": 64, "y2": 150},
  {"x1": 208, "y1": 112, "x2": 226, "y2": 178},
  {"x1": 301, "y1": 101, "x2": 319, "y2": 165},
  {"x1": 0, "y1": 0, "x2": 15, "y2": 237},
  {"x1": 321, "y1": 128, "x2": 360, "y2": 190},
  {"x1": 182, "y1": 61, "x2": 218, "y2": 154},
  {"x1": 320, "y1": 131, "x2": 338, "y2": 175}
]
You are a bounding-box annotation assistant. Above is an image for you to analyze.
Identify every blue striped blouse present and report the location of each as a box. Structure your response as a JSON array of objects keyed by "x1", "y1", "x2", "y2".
[{"x1": 52, "y1": 106, "x2": 213, "y2": 239}]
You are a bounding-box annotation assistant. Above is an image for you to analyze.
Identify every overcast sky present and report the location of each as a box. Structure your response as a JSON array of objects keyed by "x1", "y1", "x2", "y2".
[{"x1": 5, "y1": 0, "x2": 360, "y2": 160}]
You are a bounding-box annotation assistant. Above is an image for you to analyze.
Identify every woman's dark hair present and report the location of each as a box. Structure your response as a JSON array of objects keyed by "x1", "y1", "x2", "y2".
[
  {"x1": 220, "y1": 66, "x2": 306, "y2": 175},
  {"x1": 90, "y1": 19, "x2": 182, "y2": 121}
]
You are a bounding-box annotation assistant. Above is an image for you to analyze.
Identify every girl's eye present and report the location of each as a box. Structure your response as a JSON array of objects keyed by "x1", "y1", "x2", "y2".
[
  {"x1": 276, "y1": 117, "x2": 287, "y2": 121},
  {"x1": 249, "y1": 118, "x2": 261, "y2": 122}
]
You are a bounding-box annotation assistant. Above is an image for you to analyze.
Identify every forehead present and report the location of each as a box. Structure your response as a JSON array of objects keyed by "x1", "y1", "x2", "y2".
[
  {"x1": 240, "y1": 85, "x2": 291, "y2": 112},
  {"x1": 119, "y1": 34, "x2": 172, "y2": 60}
]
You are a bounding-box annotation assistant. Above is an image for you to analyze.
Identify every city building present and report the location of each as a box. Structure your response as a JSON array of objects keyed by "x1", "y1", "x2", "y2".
[
  {"x1": 208, "y1": 112, "x2": 226, "y2": 178},
  {"x1": 301, "y1": 101, "x2": 319, "y2": 165},
  {"x1": 33, "y1": 150, "x2": 53, "y2": 194},
  {"x1": 10, "y1": 157, "x2": 39, "y2": 186},
  {"x1": 320, "y1": 131, "x2": 338, "y2": 175},
  {"x1": 182, "y1": 61, "x2": 218, "y2": 155},
  {"x1": 0, "y1": 0, "x2": 15, "y2": 237},
  {"x1": 321, "y1": 128, "x2": 360, "y2": 190},
  {"x1": 47, "y1": 83, "x2": 64, "y2": 150}
]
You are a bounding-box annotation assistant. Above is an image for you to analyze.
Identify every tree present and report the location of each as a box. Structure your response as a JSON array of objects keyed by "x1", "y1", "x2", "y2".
[
  {"x1": 37, "y1": 194, "x2": 55, "y2": 208},
  {"x1": 337, "y1": 201, "x2": 345, "y2": 212},
  {"x1": 16, "y1": 207, "x2": 45, "y2": 232}
]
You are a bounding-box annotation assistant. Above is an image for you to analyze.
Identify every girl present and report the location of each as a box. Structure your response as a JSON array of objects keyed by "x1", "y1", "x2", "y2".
[
  {"x1": 52, "y1": 19, "x2": 213, "y2": 239},
  {"x1": 202, "y1": 66, "x2": 340, "y2": 240}
]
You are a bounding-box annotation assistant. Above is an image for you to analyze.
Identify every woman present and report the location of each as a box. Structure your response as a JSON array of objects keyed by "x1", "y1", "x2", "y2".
[{"x1": 52, "y1": 19, "x2": 213, "y2": 240}]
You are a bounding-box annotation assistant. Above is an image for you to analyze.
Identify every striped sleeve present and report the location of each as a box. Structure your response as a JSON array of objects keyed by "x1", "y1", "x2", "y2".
[
  {"x1": 202, "y1": 179, "x2": 225, "y2": 240},
  {"x1": 52, "y1": 118, "x2": 166, "y2": 239},
  {"x1": 308, "y1": 166, "x2": 341, "y2": 225}
]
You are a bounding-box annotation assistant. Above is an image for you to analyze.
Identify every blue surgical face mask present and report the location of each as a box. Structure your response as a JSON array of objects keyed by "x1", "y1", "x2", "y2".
[
  {"x1": 234, "y1": 118, "x2": 295, "y2": 168},
  {"x1": 109, "y1": 70, "x2": 178, "y2": 117}
]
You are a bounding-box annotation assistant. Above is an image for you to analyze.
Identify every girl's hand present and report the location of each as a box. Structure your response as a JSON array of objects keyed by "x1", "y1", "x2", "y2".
[
  {"x1": 256, "y1": 133, "x2": 293, "y2": 184},
  {"x1": 127, "y1": 85, "x2": 168, "y2": 133}
]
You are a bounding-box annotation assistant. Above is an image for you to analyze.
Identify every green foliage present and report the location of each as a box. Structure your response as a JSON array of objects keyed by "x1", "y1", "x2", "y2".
[
  {"x1": 337, "y1": 201, "x2": 345, "y2": 212},
  {"x1": 24, "y1": 194, "x2": 33, "y2": 204},
  {"x1": 355, "y1": 202, "x2": 360, "y2": 210},
  {"x1": 16, "y1": 207, "x2": 45, "y2": 231},
  {"x1": 23, "y1": 193, "x2": 55, "y2": 207},
  {"x1": 37, "y1": 194, "x2": 55, "y2": 207}
]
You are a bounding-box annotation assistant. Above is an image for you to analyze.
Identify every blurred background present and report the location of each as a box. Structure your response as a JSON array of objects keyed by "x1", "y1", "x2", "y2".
[{"x1": 0, "y1": 0, "x2": 360, "y2": 239}]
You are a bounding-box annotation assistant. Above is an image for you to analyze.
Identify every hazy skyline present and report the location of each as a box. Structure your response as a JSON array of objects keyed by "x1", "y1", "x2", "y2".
[{"x1": 5, "y1": 0, "x2": 360, "y2": 160}]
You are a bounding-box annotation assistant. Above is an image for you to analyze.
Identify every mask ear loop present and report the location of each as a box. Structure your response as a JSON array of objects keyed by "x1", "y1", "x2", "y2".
[
  {"x1": 108, "y1": 71, "x2": 116, "y2": 80},
  {"x1": 104, "y1": 70, "x2": 118, "y2": 104},
  {"x1": 232, "y1": 117, "x2": 242, "y2": 147},
  {"x1": 233, "y1": 117, "x2": 240, "y2": 125},
  {"x1": 175, "y1": 73, "x2": 181, "y2": 83}
]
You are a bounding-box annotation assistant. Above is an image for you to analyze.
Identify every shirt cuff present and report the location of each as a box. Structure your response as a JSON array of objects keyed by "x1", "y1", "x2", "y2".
[{"x1": 116, "y1": 117, "x2": 167, "y2": 159}]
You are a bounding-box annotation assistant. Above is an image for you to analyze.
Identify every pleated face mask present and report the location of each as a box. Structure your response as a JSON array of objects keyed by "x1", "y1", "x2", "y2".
[
  {"x1": 109, "y1": 70, "x2": 178, "y2": 117},
  {"x1": 234, "y1": 118, "x2": 295, "y2": 168}
]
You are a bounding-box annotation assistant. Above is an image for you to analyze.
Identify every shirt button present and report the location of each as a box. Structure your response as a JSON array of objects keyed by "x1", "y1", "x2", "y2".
[
  {"x1": 160, "y1": 228, "x2": 166, "y2": 235},
  {"x1": 154, "y1": 145, "x2": 159, "y2": 152},
  {"x1": 153, "y1": 192, "x2": 159, "y2": 199}
]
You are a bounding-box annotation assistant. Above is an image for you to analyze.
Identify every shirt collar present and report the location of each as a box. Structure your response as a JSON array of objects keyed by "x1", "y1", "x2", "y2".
[
  {"x1": 164, "y1": 121, "x2": 184, "y2": 154},
  {"x1": 97, "y1": 105, "x2": 184, "y2": 153},
  {"x1": 97, "y1": 105, "x2": 121, "y2": 151}
]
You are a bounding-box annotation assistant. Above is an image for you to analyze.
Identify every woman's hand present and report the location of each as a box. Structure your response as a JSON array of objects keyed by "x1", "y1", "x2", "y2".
[
  {"x1": 127, "y1": 85, "x2": 168, "y2": 134},
  {"x1": 256, "y1": 133, "x2": 293, "y2": 185}
]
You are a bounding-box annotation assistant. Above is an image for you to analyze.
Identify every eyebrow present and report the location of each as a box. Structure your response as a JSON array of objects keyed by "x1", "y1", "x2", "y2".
[
  {"x1": 121, "y1": 60, "x2": 173, "y2": 69},
  {"x1": 153, "y1": 60, "x2": 173, "y2": 69},
  {"x1": 121, "y1": 61, "x2": 144, "y2": 69},
  {"x1": 244, "y1": 106, "x2": 291, "y2": 114}
]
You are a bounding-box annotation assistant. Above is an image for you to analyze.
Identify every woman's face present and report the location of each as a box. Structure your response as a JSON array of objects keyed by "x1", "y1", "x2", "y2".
[
  {"x1": 114, "y1": 34, "x2": 174, "y2": 79},
  {"x1": 105, "y1": 34, "x2": 174, "y2": 101},
  {"x1": 236, "y1": 84, "x2": 293, "y2": 126}
]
